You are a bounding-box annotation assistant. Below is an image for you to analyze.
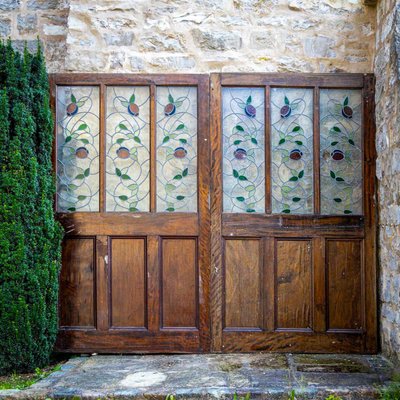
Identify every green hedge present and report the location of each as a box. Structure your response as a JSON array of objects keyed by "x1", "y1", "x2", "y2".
[{"x1": 0, "y1": 40, "x2": 63, "y2": 374}]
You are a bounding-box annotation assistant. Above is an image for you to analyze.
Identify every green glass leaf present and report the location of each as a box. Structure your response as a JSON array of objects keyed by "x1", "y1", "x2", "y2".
[
  {"x1": 233, "y1": 169, "x2": 239, "y2": 178},
  {"x1": 179, "y1": 138, "x2": 187, "y2": 144},
  {"x1": 298, "y1": 170, "x2": 304, "y2": 179},
  {"x1": 292, "y1": 197, "x2": 301, "y2": 202},
  {"x1": 233, "y1": 140, "x2": 242, "y2": 145},
  {"x1": 116, "y1": 168, "x2": 122, "y2": 177},
  {"x1": 245, "y1": 185, "x2": 255, "y2": 192},
  {"x1": 236, "y1": 125, "x2": 244, "y2": 132},
  {"x1": 176, "y1": 195, "x2": 185, "y2": 200},
  {"x1": 173, "y1": 174, "x2": 182, "y2": 180},
  {"x1": 235, "y1": 196, "x2": 245, "y2": 202},
  {"x1": 284, "y1": 96, "x2": 290, "y2": 105},
  {"x1": 289, "y1": 176, "x2": 298, "y2": 181},
  {"x1": 165, "y1": 184, "x2": 176, "y2": 192},
  {"x1": 84, "y1": 168, "x2": 90, "y2": 177},
  {"x1": 75, "y1": 174, "x2": 85, "y2": 179},
  {"x1": 330, "y1": 170, "x2": 336, "y2": 179},
  {"x1": 129, "y1": 93, "x2": 135, "y2": 104},
  {"x1": 176, "y1": 124, "x2": 185, "y2": 130},
  {"x1": 334, "y1": 198, "x2": 342, "y2": 203},
  {"x1": 174, "y1": 100, "x2": 183, "y2": 107},
  {"x1": 119, "y1": 195, "x2": 128, "y2": 201},
  {"x1": 238, "y1": 175, "x2": 248, "y2": 181},
  {"x1": 68, "y1": 184, "x2": 78, "y2": 190},
  {"x1": 166, "y1": 207, "x2": 175, "y2": 212},
  {"x1": 65, "y1": 136, "x2": 72, "y2": 143},
  {"x1": 182, "y1": 168, "x2": 188, "y2": 177},
  {"x1": 116, "y1": 138, "x2": 125, "y2": 144},
  {"x1": 336, "y1": 177, "x2": 345, "y2": 182},
  {"x1": 121, "y1": 100, "x2": 129, "y2": 107},
  {"x1": 251, "y1": 138, "x2": 258, "y2": 144},
  {"x1": 67, "y1": 207, "x2": 76, "y2": 212},
  {"x1": 282, "y1": 209, "x2": 291, "y2": 213},
  {"x1": 348, "y1": 139, "x2": 355, "y2": 146},
  {"x1": 163, "y1": 136, "x2": 170, "y2": 143},
  {"x1": 331, "y1": 141, "x2": 338, "y2": 146},
  {"x1": 121, "y1": 174, "x2": 130, "y2": 180},
  {"x1": 333, "y1": 126, "x2": 341, "y2": 133},
  {"x1": 71, "y1": 94, "x2": 77, "y2": 103},
  {"x1": 77, "y1": 195, "x2": 86, "y2": 201},
  {"x1": 246, "y1": 209, "x2": 256, "y2": 213},
  {"x1": 77, "y1": 123, "x2": 88, "y2": 131},
  {"x1": 129, "y1": 207, "x2": 139, "y2": 212},
  {"x1": 292, "y1": 125, "x2": 301, "y2": 132},
  {"x1": 344, "y1": 209, "x2": 352, "y2": 214},
  {"x1": 80, "y1": 138, "x2": 89, "y2": 144},
  {"x1": 281, "y1": 186, "x2": 292, "y2": 194},
  {"x1": 295, "y1": 141, "x2": 303, "y2": 146},
  {"x1": 246, "y1": 95, "x2": 252, "y2": 105},
  {"x1": 134, "y1": 136, "x2": 141, "y2": 143},
  {"x1": 279, "y1": 138, "x2": 285, "y2": 145},
  {"x1": 119, "y1": 123, "x2": 128, "y2": 130},
  {"x1": 77, "y1": 101, "x2": 85, "y2": 107},
  {"x1": 128, "y1": 183, "x2": 138, "y2": 190},
  {"x1": 168, "y1": 94, "x2": 174, "y2": 103},
  {"x1": 344, "y1": 96, "x2": 349, "y2": 106}
]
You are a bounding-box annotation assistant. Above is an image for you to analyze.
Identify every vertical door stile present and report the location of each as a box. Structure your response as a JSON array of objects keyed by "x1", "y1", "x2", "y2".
[
  {"x1": 312, "y1": 236, "x2": 326, "y2": 333},
  {"x1": 147, "y1": 235, "x2": 160, "y2": 333},
  {"x1": 96, "y1": 235, "x2": 109, "y2": 331},
  {"x1": 313, "y1": 86, "x2": 321, "y2": 215}
]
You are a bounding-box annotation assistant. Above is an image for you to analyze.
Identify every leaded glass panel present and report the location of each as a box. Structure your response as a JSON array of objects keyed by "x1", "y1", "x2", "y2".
[
  {"x1": 56, "y1": 86, "x2": 100, "y2": 212},
  {"x1": 222, "y1": 87, "x2": 265, "y2": 213},
  {"x1": 106, "y1": 86, "x2": 150, "y2": 212},
  {"x1": 320, "y1": 89, "x2": 362, "y2": 215},
  {"x1": 156, "y1": 86, "x2": 198, "y2": 212},
  {"x1": 271, "y1": 88, "x2": 314, "y2": 214}
]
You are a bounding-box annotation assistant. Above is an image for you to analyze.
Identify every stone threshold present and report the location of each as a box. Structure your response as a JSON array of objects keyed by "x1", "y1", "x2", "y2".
[{"x1": 0, "y1": 354, "x2": 394, "y2": 400}]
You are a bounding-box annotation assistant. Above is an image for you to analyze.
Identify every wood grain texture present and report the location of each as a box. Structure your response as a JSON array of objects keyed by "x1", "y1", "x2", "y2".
[
  {"x1": 327, "y1": 240, "x2": 362, "y2": 331},
  {"x1": 161, "y1": 238, "x2": 198, "y2": 329},
  {"x1": 110, "y1": 238, "x2": 147, "y2": 328},
  {"x1": 224, "y1": 239, "x2": 262, "y2": 329},
  {"x1": 275, "y1": 240, "x2": 312, "y2": 330},
  {"x1": 59, "y1": 237, "x2": 96, "y2": 328}
]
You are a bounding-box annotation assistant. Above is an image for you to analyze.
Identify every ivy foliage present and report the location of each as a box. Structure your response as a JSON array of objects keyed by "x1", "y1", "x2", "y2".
[{"x1": 0, "y1": 40, "x2": 63, "y2": 374}]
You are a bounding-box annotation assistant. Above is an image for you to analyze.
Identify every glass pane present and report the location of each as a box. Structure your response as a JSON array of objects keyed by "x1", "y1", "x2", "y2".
[
  {"x1": 222, "y1": 87, "x2": 265, "y2": 213},
  {"x1": 271, "y1": 88, "x2": 314, "y2": 214},
  {"x1": 320, "y1": 89, "x2": 362, "y2": 215},
  {"x1": 156, "y1": 87, "x2": 198, "y2": 212},
  {"x1": 106, "y1": 86, "x2": 150, "y2": 212},
  {"x1": 56, "y1": 86, "x2": 100, "y2": 212}
]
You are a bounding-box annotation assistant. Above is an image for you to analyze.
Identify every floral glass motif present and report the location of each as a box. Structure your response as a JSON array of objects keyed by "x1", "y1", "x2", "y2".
[
  {"x1": 320, "y1": 89, "x2": 362, "y2": 215},
  {"x1": 106, "y1": 87, "x2": 150, "y2": 212},
  {"x1": 56, "y1": 86, "x2": 99, "y2": 212},
  {"x1": 222, "y1": 87, "x2": 265, "y2": 213},
  {"x1": 156, "y1": 87, "x2": 197, "y2": 212},
  {"x1": 271, "y1": 88, "x2": 313, "y2": 214}
]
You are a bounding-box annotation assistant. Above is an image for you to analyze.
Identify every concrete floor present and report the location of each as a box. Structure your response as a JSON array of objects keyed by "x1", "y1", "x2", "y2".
[{"x1": 0, "y1": 354, "x2": 395, "y2": 399}]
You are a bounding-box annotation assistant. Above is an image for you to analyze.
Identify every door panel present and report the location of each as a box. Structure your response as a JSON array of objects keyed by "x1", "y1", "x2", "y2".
[
  {"x1": 224, "y1": 238, "x2": 263, "y2": 330},
  {"x1": 161, "y1": 238, "x2": 198, "y2": 329},
  {"x1": 59, "y1": 237, "x2": 96, "y2": 328},
  {"x1": 109, "y1": 237, "x2": 147, "y2": 329}
]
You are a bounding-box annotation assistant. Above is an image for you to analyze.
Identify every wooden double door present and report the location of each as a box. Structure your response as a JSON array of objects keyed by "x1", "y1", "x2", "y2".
[{"x1": 52, "y1": 73, "x2": 377, "y2": 354}]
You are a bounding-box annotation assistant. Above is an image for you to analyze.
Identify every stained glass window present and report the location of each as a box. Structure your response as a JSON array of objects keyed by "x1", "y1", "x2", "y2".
[
  {"x1": 320, "y1": 89, "x2": 362, "y2": 215},
  {"x1": 222, "y1": 87, "x2": 265, "y2": 213},
  {"x1": 156, "y1": 87, "x2": 198, "y2": 212},
  {"x1": 271, "y1": 88, "x2": 314, "y2": 214},
  {"x1": 106, "y1": 86, "x2": 150, "y2": 212},
  {"x1": 56, "y1": 86, "x2": 100, "y2": 212}
]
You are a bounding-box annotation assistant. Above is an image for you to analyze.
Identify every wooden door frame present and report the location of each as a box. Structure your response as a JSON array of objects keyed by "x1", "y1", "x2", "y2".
[
  {"x1": 49, "y1": 74, "x2": 211, "y2": 352},
  {"x1": 210, "y1": 73, "x2": 377, "y2": 353}
]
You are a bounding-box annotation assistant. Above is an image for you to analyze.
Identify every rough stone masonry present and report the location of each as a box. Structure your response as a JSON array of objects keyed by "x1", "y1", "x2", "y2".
[{"x1": 1, "y1": 0, "x2": 400, "y2": 365}]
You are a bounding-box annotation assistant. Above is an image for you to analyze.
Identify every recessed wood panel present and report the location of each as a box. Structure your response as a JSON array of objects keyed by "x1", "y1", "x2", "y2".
[
  {"x1": 327, "y1": 240, "x2": 362, "y2": 331},
  {"x1": 224, "y1": 239, "x2": 262, "y2": 329},
  {"x1": 110, "y1": 238, "x2": 146, "y2": 328},
  {"x1": 276, "y1": 240, "x2": 312, "y2": 330},
  {"x1": 59, "y1": 237, "x2": 95, "y2": 328},
  {"x1": 161, "y1": 238, "x2": 198, "y2": 329}
]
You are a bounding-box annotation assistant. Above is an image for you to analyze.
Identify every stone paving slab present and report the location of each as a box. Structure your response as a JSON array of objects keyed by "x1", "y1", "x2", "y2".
[{"x1": 0, "y1": 354, "x2": 394, "y2": 400}]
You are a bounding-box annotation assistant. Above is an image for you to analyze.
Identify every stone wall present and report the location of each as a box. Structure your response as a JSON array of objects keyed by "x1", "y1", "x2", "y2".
[
  {"x1": 1, "y1": 0, "x2": 376, "y2": 73},
  {"x1": 0, "y1": 0, "x2": 69, "y2": 71},
  {"x1": 375, "y1": 0, "x2": 400, "y2": 365}
]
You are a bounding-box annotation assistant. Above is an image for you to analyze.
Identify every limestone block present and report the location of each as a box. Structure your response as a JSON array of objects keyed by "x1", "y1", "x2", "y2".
[
  {"x1": 304, "y1": 35, "x2": 336, "y2": 58},
  {"x1": 0, "y1": 0, "x2": 19, "y2": 10},
  {"x1": 103, "y1": 32, "x2": 134, "y2": 46},
  {"x1": 0, "y1": 17, "x2": 11, "y2": 36},
  {"x1": 192, "y1": 29, "x2": 242, "y2": 51},
  {"x1": 17, "y1": 14, "x2": 37, "y2": 34}
]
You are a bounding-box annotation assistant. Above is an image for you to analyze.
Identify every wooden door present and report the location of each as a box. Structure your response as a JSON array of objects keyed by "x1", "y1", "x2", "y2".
[
  {"x1": 210, "y1": 73, "x2": 377, "y2": 353},
  {"x1": 51, "y1": 74, "x2": 210, "y2": 352}
]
